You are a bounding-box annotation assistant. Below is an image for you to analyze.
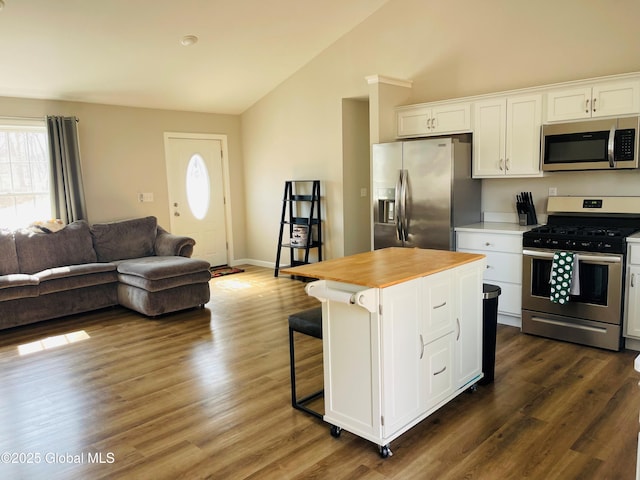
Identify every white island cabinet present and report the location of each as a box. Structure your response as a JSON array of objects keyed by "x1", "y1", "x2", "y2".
[{"x1": 281, "y1": 247, "x2": 485, "y2": 457}]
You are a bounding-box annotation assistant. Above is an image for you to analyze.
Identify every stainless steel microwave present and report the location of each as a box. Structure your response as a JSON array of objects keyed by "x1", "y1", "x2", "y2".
[{"x1": 541, "y1": 116, "x2": 639, "y2": 171}]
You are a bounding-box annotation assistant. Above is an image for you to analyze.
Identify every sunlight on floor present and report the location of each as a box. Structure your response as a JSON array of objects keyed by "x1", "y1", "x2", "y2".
[
  {"x1": 18, "y1": 330, "x2": 91, "y2": 355},
  {"x1": 214, "y1": 279, "x2": 253, "y2": 291}
]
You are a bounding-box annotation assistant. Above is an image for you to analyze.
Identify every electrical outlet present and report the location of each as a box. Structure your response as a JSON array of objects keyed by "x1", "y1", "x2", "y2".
[
  {"x1": 548, "y1": 187, "x2": 557, "y2": 197},
  {"x1": 360, "y1": 187, "x2": 367, "y2": 198}
]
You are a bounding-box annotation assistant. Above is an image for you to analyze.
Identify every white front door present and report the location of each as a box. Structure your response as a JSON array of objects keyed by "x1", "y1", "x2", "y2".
[{"x1": 164, "y1": 133, "x2": 229, "y2": 267}]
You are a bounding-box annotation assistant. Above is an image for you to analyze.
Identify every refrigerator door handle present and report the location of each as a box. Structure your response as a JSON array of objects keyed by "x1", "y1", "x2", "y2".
[
  {"x1": 401, "y1": 169, "x2": 409, "y2": 241},
  {"x1": 394, "y1": 170, "x2": 403, "y2": 240}
]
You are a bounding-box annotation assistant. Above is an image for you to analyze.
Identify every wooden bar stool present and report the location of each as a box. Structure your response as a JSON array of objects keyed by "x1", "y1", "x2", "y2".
[{"x1": 288, "y1": 306, "x2": 323, "y2": 419}]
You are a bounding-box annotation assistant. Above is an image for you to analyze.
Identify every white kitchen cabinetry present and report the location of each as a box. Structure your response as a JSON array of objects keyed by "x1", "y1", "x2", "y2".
[
  {"x1": 454, "y1": 262, "x2": 484, "y2": 387},
  {"x1": 456, "y1": 226, "x2": 526, "y2": 327},
  {"x1": 625, "y1": 243, "x2": 640, "y2": 345},
  {"x1": 626, "y1": 265, "x2": 640, "y2": 338},
  {"x1": 309, "y1": 257, "x2": 484, "y2": 456},
  {"x1": 379, "y1": 277, "x2": 423, "y2": 437},
  {"x1": 396, "y1": 102, "x2": 471, "y2": 138},
  {"x1": 472, "y1": 94, "x2": 542, "y2": 178},
  {"x1": 379, "y1": 263, "x2": 481, "y2": 440},
  {"x1": 545, "y1": 80, "x2": 640, "y2": 122}
]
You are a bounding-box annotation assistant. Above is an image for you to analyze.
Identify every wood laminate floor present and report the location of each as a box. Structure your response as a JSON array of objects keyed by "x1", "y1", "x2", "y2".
[{"x1": 0, "y1": 265, "x2": 638, "y2": 479}]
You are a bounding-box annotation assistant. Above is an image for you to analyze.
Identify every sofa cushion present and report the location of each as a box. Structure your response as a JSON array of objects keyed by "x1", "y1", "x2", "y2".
[
  {"x1": 91, "y1": 216, "x2": 158, "y2": 262},
  {"x1": 117, "y1": 282, "x2": 210, "y2": 317},
  {"x1": 14, "y1": 220, "x2": 97, "y2": 274},
  {"x1": 117, "y1": 256, "x2": 210, "y2": 280},
  {"x1": 0, "y1": 274, "x2": 39, "y2": 301},
  {"x1": 0, "y1": 230, "x2": 19, "y2": 275},
  {"x1": 37, "y1": 265, "x2": 118, "y2": 295}
]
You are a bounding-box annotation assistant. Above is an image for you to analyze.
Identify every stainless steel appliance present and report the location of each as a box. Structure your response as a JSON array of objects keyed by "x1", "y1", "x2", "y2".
[
  {"x1": 372, "y1": 135, "x2": 480, "y2": 251},
  {"x1": 522, "y1": 196, "x2": 640, "y2": 350},
  {"x1": 541, "y1": 116, "x2": 640, "y2": 171}
]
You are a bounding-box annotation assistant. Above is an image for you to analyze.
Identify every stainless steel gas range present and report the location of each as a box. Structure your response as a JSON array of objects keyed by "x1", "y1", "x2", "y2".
[{"x1": 522, "y1": 196, "x2": 640, "y2": 351}]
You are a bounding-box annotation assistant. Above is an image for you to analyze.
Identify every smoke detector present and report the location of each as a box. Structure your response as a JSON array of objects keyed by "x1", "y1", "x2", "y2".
[{"x1": 180, "y1": 35, "x2": 198, "y2": 47}]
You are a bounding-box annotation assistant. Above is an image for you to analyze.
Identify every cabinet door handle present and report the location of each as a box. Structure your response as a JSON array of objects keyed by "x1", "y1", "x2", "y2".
[
  {"x1": 433, "y1": 301, "x2": 447, "y2": 310},
  {"x1": 419, "y1": 334, "x2": 425, "y2": 359},
  {"x1": 632, "y1": 273, "x2": 636, "y2": 288},
  {"x1": 505, "y1": 158, "x2": 510, "y2": 171},
  {"x1": 434, "y1": 366, "x2": 447, "y2": 376},
  {"x1": 456, "y1": 318, "x2": 460, "y2": 341},
  {"x1": 592, "y1": 97, "x2": 597, "y2": 112},
  {"x1": 432, "y1": 117, "x2": 437, "y2": 130},
  {"x1": 426, "y1": 118, "x2": 432, "y2": 130},
  {"x1": 585, "y1": 98, "x2": 590, "y2": 114},
  {"x1": 499, "y1": 159, "x2": 504, "y2": 171}
]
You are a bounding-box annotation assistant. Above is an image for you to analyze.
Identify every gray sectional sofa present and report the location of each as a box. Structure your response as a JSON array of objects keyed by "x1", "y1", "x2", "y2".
[{"x1": 0, "y1": 216, "x2": 211, "y2": 330}]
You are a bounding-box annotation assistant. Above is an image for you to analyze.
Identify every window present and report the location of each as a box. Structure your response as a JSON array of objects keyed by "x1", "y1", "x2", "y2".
[
  {"x1": 185, "y1": 153, "x2": 210, "y2": 220},
  {"x1": 0, "y1": 119, "x2": 51, "y2": 229}
]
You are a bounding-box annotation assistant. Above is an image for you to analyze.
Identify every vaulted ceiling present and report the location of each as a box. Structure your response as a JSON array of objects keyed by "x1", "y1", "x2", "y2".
[{"x1": 0, "y1": 0, "x2": 389, "y2": 114}]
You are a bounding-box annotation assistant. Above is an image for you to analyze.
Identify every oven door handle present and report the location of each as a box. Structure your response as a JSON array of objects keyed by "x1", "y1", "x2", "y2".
[{"x1": 522, "y1": 250, "x2": 622, "y2": 263}]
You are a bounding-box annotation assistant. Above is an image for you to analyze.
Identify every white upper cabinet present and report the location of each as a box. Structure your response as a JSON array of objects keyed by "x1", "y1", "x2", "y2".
[
  {"x1": 472, "y1": 93, "x2": 542, "y2": 178},
  {"x1": 394, "y1": 72, "x2": 640, "y2": 179},
  {"x1": 396, "y1": 102, "x2": 471, "y2": 138},
  {"x1": 545, "y1": 80, "x2": 640, "y2": 122}
]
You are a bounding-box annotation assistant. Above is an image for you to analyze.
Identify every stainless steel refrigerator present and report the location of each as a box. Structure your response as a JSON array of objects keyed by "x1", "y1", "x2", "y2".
[{"x1": 372, "y1": 134, "x2": 480, "y2": 251}]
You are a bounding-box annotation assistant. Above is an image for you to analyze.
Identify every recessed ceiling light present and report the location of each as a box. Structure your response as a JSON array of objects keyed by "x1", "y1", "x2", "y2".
[{"x1": 180, "y1": 35, "x2": 198, "y2": 47}]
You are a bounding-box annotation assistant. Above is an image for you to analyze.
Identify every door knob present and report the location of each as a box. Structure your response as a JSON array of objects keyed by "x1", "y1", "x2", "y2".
[{"x1": 174, "y1": 212, "x2": 181, "y2": 216}]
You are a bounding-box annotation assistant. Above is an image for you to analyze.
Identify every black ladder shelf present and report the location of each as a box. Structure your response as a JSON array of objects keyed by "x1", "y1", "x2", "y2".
[{"x1": 275, "y1": 180, "x2": 322, "y2": 277}]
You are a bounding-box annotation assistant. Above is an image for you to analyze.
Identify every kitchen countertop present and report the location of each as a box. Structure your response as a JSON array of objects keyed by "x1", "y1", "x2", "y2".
[
  {"x1": 627, "y1": 231, "x2": 640, "y2": 243},
  {"x1": 280, "y1": 247, "x2": 485, "y2": 288},
  {"x1": 456, "y1": 222, "x2": 537, "y2": 235}
]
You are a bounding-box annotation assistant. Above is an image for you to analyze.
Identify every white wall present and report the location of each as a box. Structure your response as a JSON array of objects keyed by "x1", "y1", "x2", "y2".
[
  {"x1": 241, "y1": 0, "x2": 640, "y2": 263},
  {"x1": 342, "y1": 98, "x2": 371, "y2": 255}
]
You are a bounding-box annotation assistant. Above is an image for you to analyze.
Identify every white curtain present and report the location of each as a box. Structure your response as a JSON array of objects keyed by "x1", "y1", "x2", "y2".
[{"x1": 46, "y1": 116, "x2": 87, "y2": 223}]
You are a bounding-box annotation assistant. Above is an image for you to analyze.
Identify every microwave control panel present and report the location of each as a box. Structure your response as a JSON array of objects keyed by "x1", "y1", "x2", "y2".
[{"x1": 615, "y1": 129, "x2": 635, "y2": 160}]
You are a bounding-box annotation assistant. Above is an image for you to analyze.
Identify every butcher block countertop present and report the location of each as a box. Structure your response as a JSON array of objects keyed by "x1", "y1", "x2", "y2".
[{"x1": 280, "y1": 247, "x2": 485, "y2": 288}]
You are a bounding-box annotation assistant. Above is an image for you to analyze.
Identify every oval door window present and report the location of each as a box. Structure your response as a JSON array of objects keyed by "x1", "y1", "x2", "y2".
[{"x1": 186, "y1": 154, "x2": 210, "y2": 220}]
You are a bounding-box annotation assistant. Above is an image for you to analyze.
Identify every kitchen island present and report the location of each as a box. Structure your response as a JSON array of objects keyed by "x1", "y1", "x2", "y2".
[{"x1": 281, "y1": 247, "x2": 486, "y2": 457}]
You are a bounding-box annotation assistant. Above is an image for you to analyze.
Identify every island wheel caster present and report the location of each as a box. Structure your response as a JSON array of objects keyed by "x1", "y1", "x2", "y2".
[
  {"x1": 378, "y1": 444, "x2": 393, "y2": 458},
  {"x1": 467, "y1": 383, "x2": 478, "y2": 393},
  {"x1": 330, "y1": 425, "x2": 342, "y2": 438}
]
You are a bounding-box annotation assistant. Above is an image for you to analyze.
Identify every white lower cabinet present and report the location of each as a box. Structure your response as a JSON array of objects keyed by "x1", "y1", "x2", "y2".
[
  {"x1": 625, "y1": 244, "x2": 640, "y2": 343},
  {"x1": 456, "y1": 228, "x2": 525, "y2": 326},
  {"x1": 319, "y1": 258, "x2": 485, "y2": 453}
]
